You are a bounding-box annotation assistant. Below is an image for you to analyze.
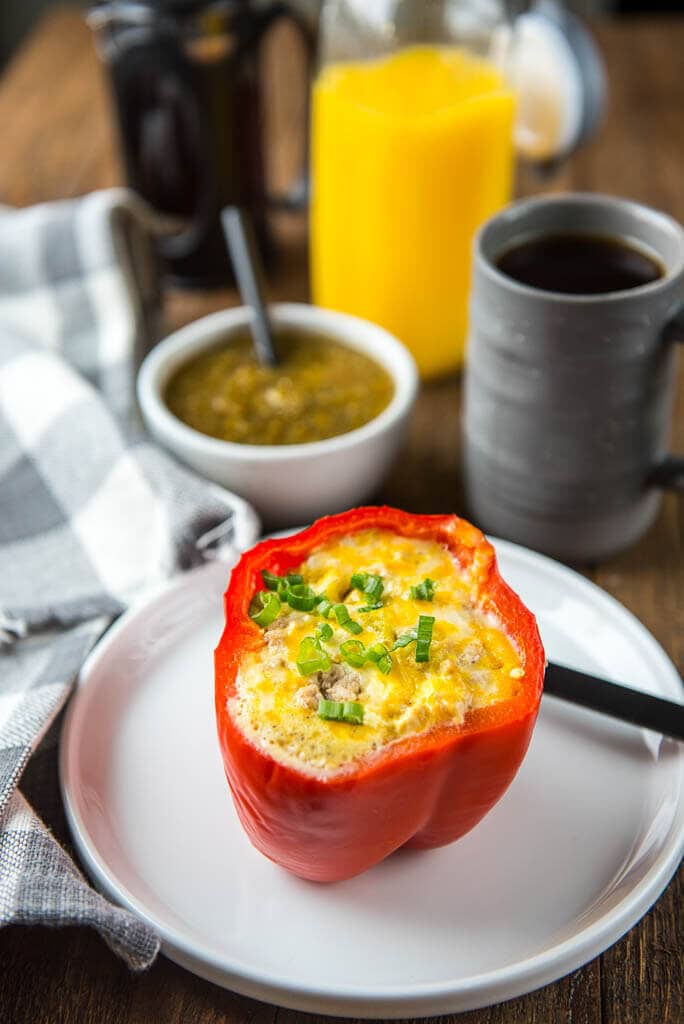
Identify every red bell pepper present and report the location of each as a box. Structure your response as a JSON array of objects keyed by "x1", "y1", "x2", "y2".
[{"x1": 215, "y1": 506, "x2": 545, "y2": 882}]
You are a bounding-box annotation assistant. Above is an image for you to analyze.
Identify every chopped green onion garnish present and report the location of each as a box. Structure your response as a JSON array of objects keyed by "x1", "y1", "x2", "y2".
[
  {"x1": 262, "y1": 570, "x2": 306, "y2": 598},
  {"x1": 249, "y1": 590, "x2": 281, "y2": 627},
  {"x1": 261, "y1": 570, "x2": 282, "y2": 591},
  {"x1": 317, "y1": 698, "x2": 343, "y2": 720},
  {"x1": 415, "y1": 615, "x2": 435, "y2": 662},
  {"x1": 316, "y1": 622, "x2": 333, "y2": 641},
  {"x1": 340, "y1": 639, "x2": 366, "y2": 668},
  {"x1": 316, "y1": 598, "x2": 333, "y2": 618},
  {"x1": 376, "y1": 653, "x2": 392, "y2": 675},
  {"x1": 317, "y1": 699, "x2": 364, "y2": 725},
  {"x1": 333, "y1": 603, "x2": 362, "y2": 635},
  {"x1": 341, "y1": 701, "x2": 364, "y2": 725},
  {"x1": 366, "y1": 643, "x2": 392, "y2": 674},
  {"x1": 286, "y1": 583, "x2": 317, "y2": 611},
  {"x1": 391, "y1": 629, "x2": 417, "y2": 651},
  {"x1": 410, "y1": 578, "x2": 436, "y2": 601},
  {"x1": 351, "y1": 572, "x2": 384, "y2": 603},
  {"x1": 366, "y1": 642, "x2": 388, "y2": 663},
  {"x1": 359, "y1": 602, "x2": 383, "y2": 613},
  {"x1": 297, "y1": 637, "x2": 331, "y2": 676}
]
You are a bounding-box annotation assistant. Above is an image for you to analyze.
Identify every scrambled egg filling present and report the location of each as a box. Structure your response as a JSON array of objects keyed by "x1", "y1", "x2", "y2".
[{"x1": 231, "y1": 529, "x2": 522, "y2": 775}]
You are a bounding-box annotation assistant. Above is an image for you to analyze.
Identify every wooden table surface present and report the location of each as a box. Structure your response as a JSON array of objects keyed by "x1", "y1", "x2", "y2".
[{"x1": 0, "y1": 9, "x2": 681, "y2": 1023}]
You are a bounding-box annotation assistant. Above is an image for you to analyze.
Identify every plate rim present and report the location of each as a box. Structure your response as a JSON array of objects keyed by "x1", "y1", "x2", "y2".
[{"x1": 59, "y1": 537, "x2": 684, "y2": 1017}]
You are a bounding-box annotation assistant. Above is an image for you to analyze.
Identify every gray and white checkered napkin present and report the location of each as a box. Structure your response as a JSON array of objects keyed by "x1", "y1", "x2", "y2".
[{"x1": 0, "y1": 190, "x2": 259, "y2": 968}]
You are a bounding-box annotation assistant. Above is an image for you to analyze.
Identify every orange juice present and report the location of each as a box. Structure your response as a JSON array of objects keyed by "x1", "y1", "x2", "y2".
[{"x1": 311, "y1": 46, "x2": 515, "y2": 378}]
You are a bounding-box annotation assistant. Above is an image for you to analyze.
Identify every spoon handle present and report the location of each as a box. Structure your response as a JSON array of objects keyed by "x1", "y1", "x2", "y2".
[
  {"x1": 544, "y1": 662, "x2": 684, "y2": 741},
  {"x1": 221, "y1": 206, "x2": 279, "y2": 367}
]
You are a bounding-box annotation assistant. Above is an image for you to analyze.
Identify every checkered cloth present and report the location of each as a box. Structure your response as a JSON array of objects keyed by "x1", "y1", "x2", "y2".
[{"x1": 0, "y1": 190, "x2": 259, "y2": 969}]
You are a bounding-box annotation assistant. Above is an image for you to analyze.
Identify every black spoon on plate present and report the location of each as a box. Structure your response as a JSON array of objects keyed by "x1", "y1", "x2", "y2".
[{"x1": 544, "y1": 662, "x2": 684, "y2": 741}]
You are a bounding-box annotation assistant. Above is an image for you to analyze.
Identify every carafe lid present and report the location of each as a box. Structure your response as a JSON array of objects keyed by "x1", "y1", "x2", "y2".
[{"x1": 503, "y1": 0, "x2": 606, "y2": 163}]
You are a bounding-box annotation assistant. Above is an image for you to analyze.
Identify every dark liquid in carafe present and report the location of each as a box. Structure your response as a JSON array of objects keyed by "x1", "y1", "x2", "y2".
[
  {"x1": 108, "y1": 22, "x2": 271, "y2": 286},
  {"x1": 495, "y1": 234, "x2": 664, "y2": 295}
]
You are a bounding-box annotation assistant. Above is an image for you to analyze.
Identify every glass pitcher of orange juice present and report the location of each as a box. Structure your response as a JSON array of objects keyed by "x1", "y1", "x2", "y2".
[{"x1": 311, "y1": 0, "x2": 605, "y2": 378}]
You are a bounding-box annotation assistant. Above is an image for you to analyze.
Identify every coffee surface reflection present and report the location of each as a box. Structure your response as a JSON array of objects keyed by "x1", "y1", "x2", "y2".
[{"x1": 495, "y1": 233, "x2": 664, "y2": 295}]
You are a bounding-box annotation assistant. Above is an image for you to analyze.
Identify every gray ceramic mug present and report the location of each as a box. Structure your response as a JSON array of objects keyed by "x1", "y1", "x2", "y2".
[{"x1": 464, "y1": 193, "x2": 684, "y2": 562}]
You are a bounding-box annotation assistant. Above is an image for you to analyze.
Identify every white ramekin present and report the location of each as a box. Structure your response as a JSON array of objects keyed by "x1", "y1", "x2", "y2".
[{"x1": 137, "y1": 303, "x2": 418, "y2": 527}]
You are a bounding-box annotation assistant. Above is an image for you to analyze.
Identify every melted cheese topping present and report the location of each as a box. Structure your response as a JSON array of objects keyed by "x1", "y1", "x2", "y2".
[{"x1": 231, "y1": 529, "x2": 522, "y2": 776}]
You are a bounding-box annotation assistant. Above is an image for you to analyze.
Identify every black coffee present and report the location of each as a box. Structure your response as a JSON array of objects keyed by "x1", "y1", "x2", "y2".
[{"x1": 495, "y1": 233, "x2": 664, "y2": 295}]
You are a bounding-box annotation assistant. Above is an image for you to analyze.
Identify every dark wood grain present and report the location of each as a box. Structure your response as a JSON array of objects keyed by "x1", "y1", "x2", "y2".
[{"x1": 0, "y1": 9, "x2": 681, "y2": 1024}]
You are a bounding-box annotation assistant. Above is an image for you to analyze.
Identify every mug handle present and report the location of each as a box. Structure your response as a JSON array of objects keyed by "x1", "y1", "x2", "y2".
[
  {"x1": 649, "y1": 303, "x2": 684, "y2": 494},
  {"x1": 258, "y1": 2, "x2": 317, "y2": 212}
]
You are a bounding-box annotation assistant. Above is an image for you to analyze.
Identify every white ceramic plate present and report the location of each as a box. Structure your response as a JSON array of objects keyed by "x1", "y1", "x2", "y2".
[{"x1": 60, "y1": 540, "x2": 684, "y2": 1019}]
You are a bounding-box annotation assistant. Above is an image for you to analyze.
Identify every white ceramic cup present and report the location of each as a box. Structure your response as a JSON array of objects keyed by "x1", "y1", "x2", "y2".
[{"x1": 137, "y1": 303, "x2": 418, "y2": 528}]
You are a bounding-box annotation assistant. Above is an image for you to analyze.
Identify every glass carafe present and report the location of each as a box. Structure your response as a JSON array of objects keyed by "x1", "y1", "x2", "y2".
[
  {"x1": 310, "y1": 0, "x2": 604, "y2": 378},
  {"x1": 89, "y1": 0, "x2": 316, "y2": 287}
]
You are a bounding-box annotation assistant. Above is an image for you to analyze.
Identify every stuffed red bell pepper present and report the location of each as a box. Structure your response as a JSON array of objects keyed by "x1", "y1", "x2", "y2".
[{"x1": 215, "y1": 506, "x2": 544, "y2": 882}]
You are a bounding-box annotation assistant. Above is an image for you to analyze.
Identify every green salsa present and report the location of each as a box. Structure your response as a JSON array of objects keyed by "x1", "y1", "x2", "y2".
[{"x1": 164, "y1": 330, "x2": 395, "y2": 446}]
